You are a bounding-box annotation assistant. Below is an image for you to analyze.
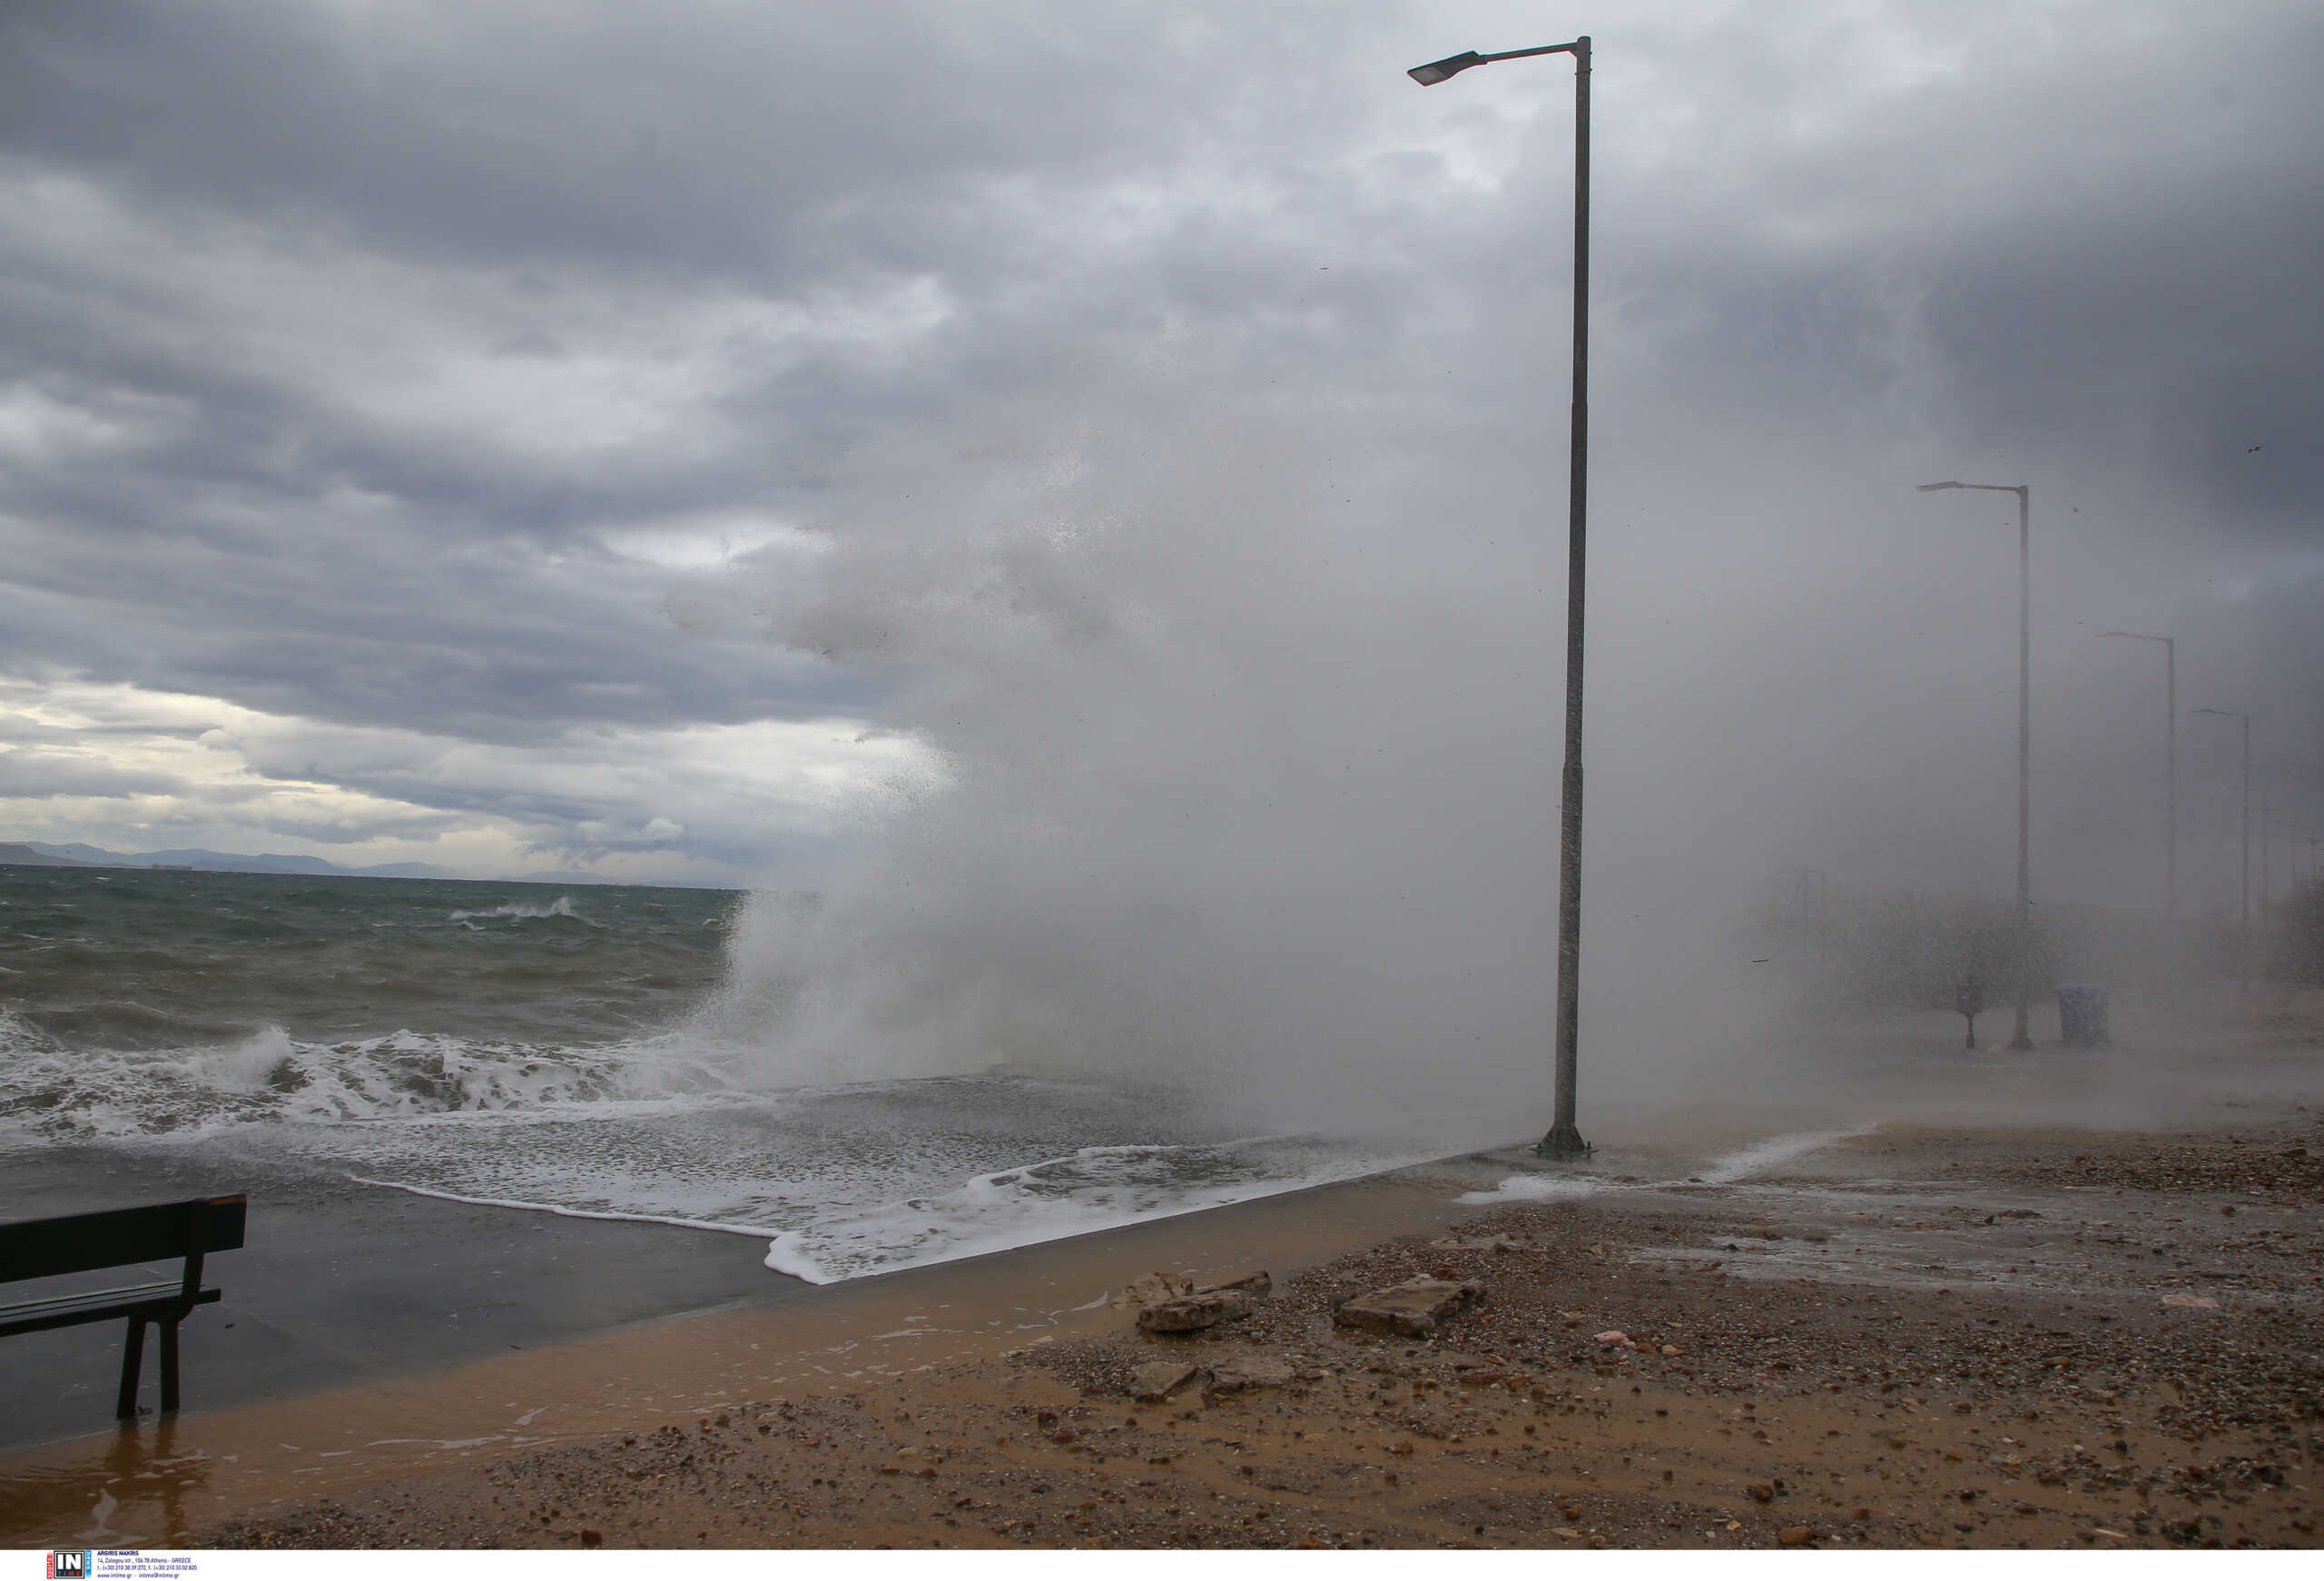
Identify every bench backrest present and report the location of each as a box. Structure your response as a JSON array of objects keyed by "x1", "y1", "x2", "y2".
[{"x1": 0, "y1": 1195, "x2": 247, "y2": 1283}]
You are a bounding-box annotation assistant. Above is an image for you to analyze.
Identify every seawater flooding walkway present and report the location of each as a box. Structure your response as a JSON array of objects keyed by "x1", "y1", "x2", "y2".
[
  {"x1": 5, "y1": 996, "x2": 2321, "y2": 1547},
  {"x1": 9, "y1": 1107, "x2": 2320, "y2": 1550},
  {"x1": 0, "y1": 1168, "x2": 1477, "y2": 1546}
]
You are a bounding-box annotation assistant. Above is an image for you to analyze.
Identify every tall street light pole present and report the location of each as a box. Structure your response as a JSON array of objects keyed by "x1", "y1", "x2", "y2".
[
  {"x1": 1919, "y1": 480, "x2": 2034, "y2": 1049},
  {"x1": 2194, "y1": 707, "x2": 2250, "y2": 993},
  {"x1": 2259, "y1": 805, "x2": 2274, "y2": 913},
  {"x1": 2097, "y1": 631, "x2": 2176, "y2": 928},
  {"x1": 1408, "y1": 35, "x2": 1594, "y2": 1159}
]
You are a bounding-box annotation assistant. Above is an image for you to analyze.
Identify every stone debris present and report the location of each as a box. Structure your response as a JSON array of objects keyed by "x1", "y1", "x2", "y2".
[
  {"x1": 1593, "y1": 1329, "x2": 1630, "y2": 1347},
  {"x1": 1129, "y1": 1360, "x2": 1204, "y2": 1403},
  {"x1": 1116, "y1": 1269, "x2": 1270, "y2": 1312},
  {"x1": 2160, "y1": 1294, "x2": 2221, "y2": 1310},
  {"x1": 1331, "y1": 1277, "x2": 1485, "y2": 1339},
  {"x1": 1429, "y1": 1235, "x2": 1531, "y2": 1253},
  {"x1": 1114, "y1": 1272, "x2": 1195, "y2": 1309},
  {"x1": 1137, "y1": 1290, "x2": 1256, "y2": 1334},
  {"x1": 1206, "y1": 1353, "x2": 1295, "y2": 1394}
]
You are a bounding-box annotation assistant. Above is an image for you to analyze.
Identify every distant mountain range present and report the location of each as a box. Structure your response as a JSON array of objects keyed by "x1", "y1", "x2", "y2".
[
  {"x1": 0, "y1": 842, "x2": 730, "y2": 888},
  {"x1": 2, "y1": 841, "x2": 464, "y2": 878}
]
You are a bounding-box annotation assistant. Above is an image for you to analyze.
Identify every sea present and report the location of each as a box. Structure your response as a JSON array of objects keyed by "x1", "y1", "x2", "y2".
[{"x1": 0, "y1": 866, "x2": 1449, "y2": 1283}]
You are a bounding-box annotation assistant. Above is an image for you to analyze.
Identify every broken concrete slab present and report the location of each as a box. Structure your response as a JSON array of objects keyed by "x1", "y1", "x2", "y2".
[
  {"x1": 1207, "y1": 1353, "x2": 1295, "y2": 1393},
  {"x1": 1331, "y1": 1277, "x2": 1485, "y2": 1339},
  {"x1": 1199, "y1": 1270, "x2": 1272, "y2": 1299},
  {"x1": 1130, "y1": 1360, "x2": 1204, "y2": 1402},
  {"x1": 1115, "y1": 1271, "x2": 1196, "y2": 1309},
  {"x1": 1137, "y1": 1290, "x2": 1256, "y2": 1334}
]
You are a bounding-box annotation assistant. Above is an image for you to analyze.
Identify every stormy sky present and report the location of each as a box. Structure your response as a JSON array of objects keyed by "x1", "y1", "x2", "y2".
[{"x1": 0, "y1": 0, "x2": 2316, "y2": 894}]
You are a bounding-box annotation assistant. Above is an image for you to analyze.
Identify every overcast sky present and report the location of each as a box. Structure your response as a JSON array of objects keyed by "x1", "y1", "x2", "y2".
[{"x1": 1, "y1": 0, "x2": 2316, "y2": 896}]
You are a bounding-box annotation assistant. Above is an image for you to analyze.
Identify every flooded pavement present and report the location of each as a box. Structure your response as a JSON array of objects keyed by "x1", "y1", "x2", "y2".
[
  {"x1": 185, "y1": 1106, "x2": 2324, "y2": 1551},
  {"x1": 9, "y1": 994, "x2": 2322, "y2": 1549},
  {"x1": 1630, "y1": 1127, "x2": 2324, "y2": 1309}
]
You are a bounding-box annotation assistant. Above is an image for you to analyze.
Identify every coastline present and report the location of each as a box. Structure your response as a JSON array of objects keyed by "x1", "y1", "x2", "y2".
[
  {"x1": 0, "y1": 1161, "x2": 1489, "y2": 1547},
  {"x1": 183, "y1": 1117, "x2": 2324, "y2": 1551},
  {"x1": 7, "y1": 995, "x2": 2321, "y2": 1550},
  {"x1": 3, "y1": 1107, "x2": 2318, "y2": 1549}
]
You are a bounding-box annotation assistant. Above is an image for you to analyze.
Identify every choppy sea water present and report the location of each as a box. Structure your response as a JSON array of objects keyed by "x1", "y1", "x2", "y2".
[{"x1": 0, "y1": 867, "x2": 1443, "y2": 1281}]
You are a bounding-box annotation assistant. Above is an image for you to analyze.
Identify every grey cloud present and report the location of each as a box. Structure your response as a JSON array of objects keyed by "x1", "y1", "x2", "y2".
[
  {"x1": 0, "y1": 748, "x2": 182, "y2": 799},
  {"x1": 0, "y1": 0, "x2": 2316, "y2": 894}
]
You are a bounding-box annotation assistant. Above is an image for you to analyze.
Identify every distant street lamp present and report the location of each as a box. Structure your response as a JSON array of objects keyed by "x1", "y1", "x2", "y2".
[
  {"x1": 1410, "y1": 35, "x2": 1595, "y2": 1160},
  {"x1": 2096, "y1": 631, "x2": 2176, "y2": 926},
  {"x1": 2194, "y1": 707, "x2": 2251, "y2": 992},
  {"x1": 1918, "y1": 480, "x2": 2034, "y2": 1049},
  {"x1": 2259, "y1": 804, "x2": 2275, "y2": 913}
]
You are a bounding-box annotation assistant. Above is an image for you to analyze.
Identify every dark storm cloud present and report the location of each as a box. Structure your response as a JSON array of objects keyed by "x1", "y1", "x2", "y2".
[{"x1": 0, "y1": 0, "x2": 2315, "y2": 875}]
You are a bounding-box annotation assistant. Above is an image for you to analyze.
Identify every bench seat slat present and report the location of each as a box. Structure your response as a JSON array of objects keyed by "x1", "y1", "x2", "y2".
[{"x1": 0, "y1": 1282, "x2": 222, "y2": 1338}]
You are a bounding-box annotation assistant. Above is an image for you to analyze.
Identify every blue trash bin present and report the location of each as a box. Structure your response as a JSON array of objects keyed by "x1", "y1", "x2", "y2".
[{"x1": 2056, "y1": 983, "x2": 2111, "y2": 1048}]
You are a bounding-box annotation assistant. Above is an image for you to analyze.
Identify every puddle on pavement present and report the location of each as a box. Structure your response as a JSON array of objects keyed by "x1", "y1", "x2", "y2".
[{"x1": 0, "y1": 1174, "x2": 1466, "y2": 1546}]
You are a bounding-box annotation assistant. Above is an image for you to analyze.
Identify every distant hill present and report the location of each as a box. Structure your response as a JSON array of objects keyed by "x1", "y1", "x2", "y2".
[
  {"x1": 5, "y1": 841, "x2": 734, "y2": 889},
  {"x1": 16, "y1": 843, "x2": 115, "y2": 865},
  {"x1": 15, "y1": 842, "x2": 463, "y2": 880},
  {"x1": 0, "y1": 843, "x2": 94, "y2": 867}
]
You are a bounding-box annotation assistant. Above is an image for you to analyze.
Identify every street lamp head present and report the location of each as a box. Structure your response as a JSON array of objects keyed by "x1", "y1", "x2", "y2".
[
  {"x1": 1408, "y1": 51, "x2": 1484, "y2": 85},
  {"x1": 1917, "y1": 481, "x2": 1962, "y2": 492}
]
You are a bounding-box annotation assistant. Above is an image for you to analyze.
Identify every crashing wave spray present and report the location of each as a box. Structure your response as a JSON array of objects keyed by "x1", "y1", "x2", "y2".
[{"x1": 688, "y1": 373, "x2": 1619, "y2": 1141}]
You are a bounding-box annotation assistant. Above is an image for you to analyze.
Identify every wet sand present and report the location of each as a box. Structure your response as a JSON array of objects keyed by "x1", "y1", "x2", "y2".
[{"x1": 0, "y1": 1169, "x2": 1480, "y2": 1546}]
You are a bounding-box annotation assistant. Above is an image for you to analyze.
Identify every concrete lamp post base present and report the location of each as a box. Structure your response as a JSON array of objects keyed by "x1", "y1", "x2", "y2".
[{"x1": 1535, "y1": 1124, "x2": 1592, "y2": 1160}]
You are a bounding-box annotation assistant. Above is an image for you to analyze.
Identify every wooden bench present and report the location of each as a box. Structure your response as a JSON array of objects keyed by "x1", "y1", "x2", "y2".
[{"x1": 0, "y1": 1194, "x2": 246, "y2": 1420}]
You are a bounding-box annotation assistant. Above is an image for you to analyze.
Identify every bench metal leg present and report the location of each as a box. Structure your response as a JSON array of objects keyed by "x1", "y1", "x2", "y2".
[
  {"x1": 116, "y1": 1317, "x2": 146, "y2": 1420},
  {"x1": 160, "y1": 1320, "x2": 182, "y2": 1414}
]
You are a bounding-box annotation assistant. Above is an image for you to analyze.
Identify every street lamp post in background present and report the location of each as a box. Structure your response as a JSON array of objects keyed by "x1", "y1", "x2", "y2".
[
  {"x1": 2097, "y1": 631, "x2": 2177, "y2": 927},
  {"x1": 2259, "y1": 805, "x2": 2274, "y2": 913},
  {"x1": 1919, "y1": 480, "x2": 2034, "y2": 1049},
  {"x1": 1409, "y1": 35, "x2": 1594, "y2": 1160},
  {"x1": 2194, "y1": 707, "x2": 2251, "y2": 993}
]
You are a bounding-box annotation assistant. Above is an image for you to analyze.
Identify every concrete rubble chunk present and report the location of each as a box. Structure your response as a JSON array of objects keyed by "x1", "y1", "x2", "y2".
[
  {"x1": 1200, "y1": 1270, "x2": 1272, "y2": 1299},
  {"x1": 1115, "y1": 1271, "x2": 1196, "y2": 1309},
  {"x1": 1130, "y1": 1360, "x2": 1205, "y2": 1402},
  {"x1": 1207, "y1": 1353, "x2": 1295, "y2": 1394},
  {"x1": 1137, "y1": 1290, "x2": 1256, "y2": 1334},
  {"x1": 1331, "y1": 1277, "x2": 1485, "y2": 1338}
]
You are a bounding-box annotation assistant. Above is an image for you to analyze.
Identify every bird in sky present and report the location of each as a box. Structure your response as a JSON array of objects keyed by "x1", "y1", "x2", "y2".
[{"x1": 2247, "y1": 444, "x2": 2263, "y2": 452}]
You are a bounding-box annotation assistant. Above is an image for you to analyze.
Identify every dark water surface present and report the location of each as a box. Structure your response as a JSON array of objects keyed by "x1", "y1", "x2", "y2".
[
  {"x1": 0, "y1": 865, "x2": 1441, "y2": 1286},
  {"x1": 0, "y1": 866, "x2": 737, "y2": 1053}
]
